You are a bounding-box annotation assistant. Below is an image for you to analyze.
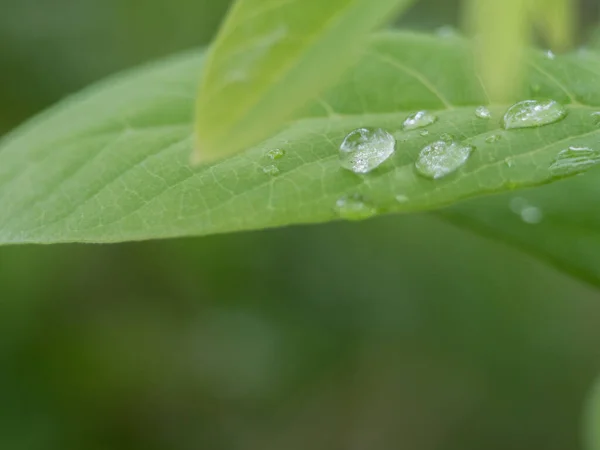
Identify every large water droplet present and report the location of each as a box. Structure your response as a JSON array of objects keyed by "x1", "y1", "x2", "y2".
[
  {"x1": 475, "y1": 106, "x2": 492, "y2": 119},
  {"x1": 415, "y1": 139, "x2": 474, "y2": 179},
  {"x1": 266, "y1": 148, "x2": 286, "y2": 160},
  {"x1": 403, "y1": 111, "x2": 437, "y2": 131},
  {"x1": 339, "y1": 128, "x2": 395, "y2": 174},
  {"x1": 334, "y1": 194, "x2": 377, "y2": 221},
  {"x1": 549, "y1": 146, "x2": 600, "y2": 176},
  {"x1": 502, "y1": 100, "x2": 567, "y2": 129},
  {"x1": 262, "y1": 165, "x2": 280, "y2": 176}
]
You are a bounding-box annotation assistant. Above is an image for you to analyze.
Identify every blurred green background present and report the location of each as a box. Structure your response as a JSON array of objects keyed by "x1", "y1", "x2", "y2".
[{"x1": 1, "y1": 1, "x2": 600, "y2": 449}]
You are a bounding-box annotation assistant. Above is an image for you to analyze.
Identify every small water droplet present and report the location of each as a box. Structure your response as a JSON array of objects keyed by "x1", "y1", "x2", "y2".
[
  {"x1": 591, "y1": 112, "x2": 600, "y2": 125},
  {"x1": 510, "y1": 197, "x2": 528, "y2": 214},
  {"x1": 544, "y1": 49, "x2": 556, "y2": 60},
  {"x1": 334, "y1": 194, "x2": 377, "y2": 221},
  {"x1": 439, "y1": 133, "x2": 454, "y2": 142},
  {"x1": 403, "y1": 111, "x2": 438, "y2": 131},
  {"x1": 529, "y1": 83, "x2": 542, "y2": 95},
  {"x1": 475, "y1": 106, "x2": 492, "y2": 119},
  {"x1": 266, "y1": 148, "x2": 286, "y2": 160},
  {"x1": 262, "y1": 165, "x2": 280, "y2": 176},
  {"x1": 510, "y1": 197, "x2": 543, "y2": 224},
  {"x1": 521, "y1": 206, "x2": 543, "y2": 224},
  {"x1": 339, "y1": 128, "x2": 395, "y2": 174},
  {"x1": 395, "y1": 194, "x2": 409, "y2": 203},
  {"x1": 415, "y1": 139, "x2": 474, "y2": 180},
  {"x1": 505, "y1": 157, "x2": 515, "y2": 168},
  {"x1": 502, "y1": 100, "x2": 567, "y2": 130},
  {"x1": 549, "y1": 146, "x2": 600, "y2": 177},
  {"x1": 420, "y1": 130, "x2": 430, "y2": 136},
  {"x1": 485, "y1": 134, "x2": 501, "y2": 143}
]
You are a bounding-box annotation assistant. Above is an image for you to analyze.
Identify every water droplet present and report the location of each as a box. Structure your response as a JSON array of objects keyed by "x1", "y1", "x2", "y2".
[
  {"x1": 420, "y1": 130, "x2": 430, "y2": 136},
  {"x1": 334, "y1": 194, "x2": 377, "y2": 221},
  {"x1": 591, "y1": 112, "x2": 600, "y2": 125},
  {"x1": 521, "y1": 206, "x2": 543, "y2": 224},
  {"x1": 339, "y1": 128, "x2": 395, "y2": 174},
  {"x1": 505, "y1": 157, "x2": 515, "y2": 168},
  {"x1": 544, "y1": 50, "x2": 556, "y2": 60},
  {"x1": 415, "y1": 139, "x2": 474, "y2": 180},
  {"x1": 475, "y1": 106, "x2": 492, "y2": 119},
  {"x1": 262, "y1": 165, "x2": 280, "y2": 176},
  {"x1": 510, "y1": 197, "x2": 543, "y2": 224},
  {"x1": 502, "y1": 100, "x2": 567, "y2": 130},
  {"x1": 549, "y1": 146, "x2": 600, "y2": 177},
  {"x1": 439, "y1": 133, "x2": 454, "y2": 142},
  {"x1": 395, "y1": 194, "x2": 409, "y2": 203},
  {"x1": 510, "y1": 197, "x2": 528, "y2": 214},
  {"x1": 403, "y1": 111, "x2": 437, "y2": 131},
  {"x1": 485, "y1": 134, "x2": 501, "y2": 143},
  {"x1": 266, "y1": 148, "x2": 285, "y2": 160}
]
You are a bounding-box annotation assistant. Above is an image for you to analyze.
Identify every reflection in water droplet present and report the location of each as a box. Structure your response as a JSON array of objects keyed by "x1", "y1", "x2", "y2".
[
  {"x1": 475, "y1": 106, "x2": 492, "y2": 119},
  {"x1": 549, "y1": 146, "x2": 600, "y2": 177},
  {"x1": 339, "y1": 128, "x2": 395, "y2": 174},
  {"x1": 485, "y1": 134, "x2": 501, "y2": 143},
  {"x1": 266, "y1": 148, "x2": 286, "y2": 160},
  {"x1": 415, "y1": 139, "x2": 474, "y2": 179},
  {"x1": 334, "y1": 194, "x2": 377, "y2": 221},
  {"x1": 544, "y1": 50, "x2": 556, "y2": 60},
  {"x1": 510, "y1": 197, "x2": 543, "y2": 224},
  {"x1": 403, "y1": 111, "x2": 437, "y2": 130},
  {"x1": 262, "y1": 165, "x2": 280, "y2": 176},
  {"x1": 502, "y1": 100, "x2": 567, "y2": 129},
  {"x1": 420, "y1": 130, "x2": 430, "y2": 136},
  {"x1": 395, "y1": 194, "x2": 409, "y2": 203}
]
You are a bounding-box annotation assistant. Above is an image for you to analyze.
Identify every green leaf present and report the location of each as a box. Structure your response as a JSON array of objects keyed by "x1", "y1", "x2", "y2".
[
  {"x1": 586, "y1": 374, "x2": 600, "y2": 450},
  {"x1": 194, "y1": 0, "x2": 414, "y2": 162},
  {"x1": 2, "y1": 31, "x2": 600, "y2": 249}
]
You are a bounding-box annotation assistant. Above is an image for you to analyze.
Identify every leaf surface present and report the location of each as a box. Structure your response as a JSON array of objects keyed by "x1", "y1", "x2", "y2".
[{"x1": 2, "y1": 31, "x2": 600, "y2": 258}]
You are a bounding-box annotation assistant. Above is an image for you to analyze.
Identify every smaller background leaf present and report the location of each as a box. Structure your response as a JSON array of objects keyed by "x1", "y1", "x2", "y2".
[{"x1": 194, "y1": 0, "x2": 414, "y2": 162}]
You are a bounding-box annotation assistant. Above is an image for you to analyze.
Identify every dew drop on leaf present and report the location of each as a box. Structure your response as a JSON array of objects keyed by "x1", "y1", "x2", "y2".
[
  {"x1": 395, "y1": 194, "x2": 409, "y2": 203},
  {"x1": 591, "y1": 112, "x2": 600, "y2": 125},
  {"x1": 510, "y1": 197, "x2": 543, "y2": 224},
  {"x1": 485, "y1": 134, "x2": 501, "y2": 143},
  {"x1": 544, "y1": 50, "x2": 556, "y2": 60},
  {"x1": 415, "y1": 139, "x2": 474, "y2": 180},
  {"x1": 266, "y1": 148, "x2": 286, "y2": 160},
  {"x1": 502, "y1": 100, "x2": 567, "y2": 130},
  {"x1": 339, "y1": 127, "x2": 395, "y2": 174},
  {"x1": 439, "y1": 133, "x2": 454, "y2": 142},
  {"x1": 334, "y1": 194, "x2": 377, "y2": 221},
  {"x1": 521, "y1": 206, "x2": 544, "y2": 224},
  {"x1": 420, "y1": 130, "x2": 430, "y2": 136},
  {"x1": 475, "y1": 106, "x2": 492, "y2": 119},
  {"x1": 549, "y1": 146, "x2": 600, "y2": 177},
  {"x1": 262, "y1": 165, "x2": 280, "y2": 176},
  {"x1": 403, "y1": 111, "x2": 437, "y2": 131}
]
